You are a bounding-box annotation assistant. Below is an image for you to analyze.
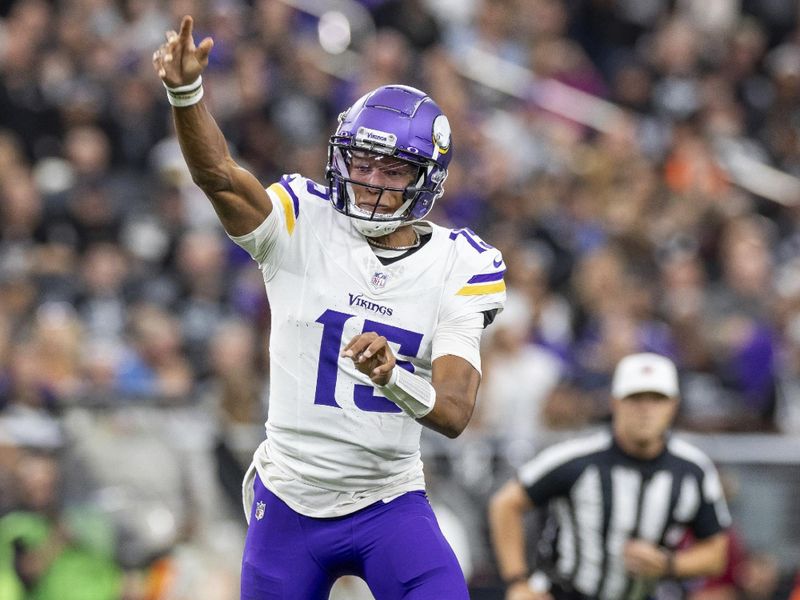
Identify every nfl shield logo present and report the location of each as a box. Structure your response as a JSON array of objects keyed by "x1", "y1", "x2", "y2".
[
  {"x1": 371, "y1": 272, "x2": 388, "y2": 289},
  {"x1": 255, "y1": 501, "x2": 266, "y2": 521}
]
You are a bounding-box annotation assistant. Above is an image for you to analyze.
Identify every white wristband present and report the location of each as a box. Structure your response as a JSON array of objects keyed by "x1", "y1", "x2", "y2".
[
  {"x1": 164, "y1": 76, "x2": 204, "y2": 107},
  {"x1": 378, "y1": 368, "x2": 436, "y2": 419}
]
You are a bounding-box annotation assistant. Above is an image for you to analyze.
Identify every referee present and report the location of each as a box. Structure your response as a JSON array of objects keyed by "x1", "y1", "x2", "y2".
[{"x1": 489, "y1": 353, "x2": 730, "y2": 600}]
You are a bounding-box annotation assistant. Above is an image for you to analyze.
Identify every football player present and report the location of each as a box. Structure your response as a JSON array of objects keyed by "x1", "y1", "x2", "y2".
[{"x1": 153, "y1": 16, "x2": 505, "y2": 599}]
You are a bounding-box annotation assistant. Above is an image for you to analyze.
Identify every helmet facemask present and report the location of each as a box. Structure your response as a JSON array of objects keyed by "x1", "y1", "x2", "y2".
[{"x1": 328, "y1": 146, "x2": 437, "y2": 237}]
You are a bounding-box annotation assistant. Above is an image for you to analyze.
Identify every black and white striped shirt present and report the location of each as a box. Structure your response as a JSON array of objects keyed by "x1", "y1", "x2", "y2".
[{"x1": 518, "y1": 430, "x2": 731, "y2": 600}]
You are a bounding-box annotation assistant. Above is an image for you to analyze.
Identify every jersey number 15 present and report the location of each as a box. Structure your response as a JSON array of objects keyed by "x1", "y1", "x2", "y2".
[{"x1": 314, "y1": 309, "x2": 423, "y2": 413}]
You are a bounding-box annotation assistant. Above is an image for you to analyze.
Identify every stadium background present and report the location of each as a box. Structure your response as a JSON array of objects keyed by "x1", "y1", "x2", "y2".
[{"x1": 0, "y1": 0, "x2": 799, "y2": 598}]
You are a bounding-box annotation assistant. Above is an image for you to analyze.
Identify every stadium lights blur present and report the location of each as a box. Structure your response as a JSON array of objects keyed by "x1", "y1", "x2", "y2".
[
  {"x1": 318, "y1": 11, "x2": 352, "y2": 54},
  {"x1": 274, "y1": 0, "x2": 373, "y2": 76},
  {"x1": 276, "y1": 0, "x2": 374, "y2": 45}
]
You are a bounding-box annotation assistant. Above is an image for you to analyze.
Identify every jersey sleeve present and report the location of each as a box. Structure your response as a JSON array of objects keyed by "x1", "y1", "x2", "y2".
[
  {"x1": 227, "y1": 174, "x2": 306, "y2": 280},
  {"x1": 431, "y1": 311, "x2": 484, "y2": 374},
  {"x1": 515, "y1": 435, "x2": 611, "y2": 506},
  {"x1": 518, "y1": 449, "x2": 582, "y2": 506},
  {"x1": 689, "y1": 462, "x2": 732, "y2": 539},
  {"x1": 440, "y1": 228, "x2": 506, "y2": 324}
]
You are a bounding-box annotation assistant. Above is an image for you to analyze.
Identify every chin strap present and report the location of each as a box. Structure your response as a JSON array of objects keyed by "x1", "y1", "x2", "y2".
[
  {"x1": 377, "y1": 368, "x2": 436, "y2": 419},
  {"x1": 352, "y1": 217, "x2": 401, "y2": 237}
]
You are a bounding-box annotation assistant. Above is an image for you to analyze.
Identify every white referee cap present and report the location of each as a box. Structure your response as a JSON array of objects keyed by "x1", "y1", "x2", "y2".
[{"x1": 611, "y1": 353, "x2": 679, "y2": 399}]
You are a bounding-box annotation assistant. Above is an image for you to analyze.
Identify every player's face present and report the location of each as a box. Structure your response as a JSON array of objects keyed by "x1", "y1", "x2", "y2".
[
  {"x1": 347, "y1": 152, "x2": 418, "y2": 215},
  {"x1": 612, "y1": 392, "x2": 678, "y2": 449}
]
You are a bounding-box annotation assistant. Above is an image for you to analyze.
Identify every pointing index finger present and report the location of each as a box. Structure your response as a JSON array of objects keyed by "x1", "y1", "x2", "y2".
[{"x1": 179, "y1": 15, "x2": 194, "y2": 41}]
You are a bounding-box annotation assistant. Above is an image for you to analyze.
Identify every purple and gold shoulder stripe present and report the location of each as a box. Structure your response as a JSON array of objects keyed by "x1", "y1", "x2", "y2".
[
  {"x1": 267, "y1": 178, "x2": 300, "y2": 234},
  {"x1": 456, "y1": 270, "x2": 506, "y2": 296}
]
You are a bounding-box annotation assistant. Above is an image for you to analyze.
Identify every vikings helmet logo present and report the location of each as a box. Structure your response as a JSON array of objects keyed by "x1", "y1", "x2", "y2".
[{"x1": 432, "y1": 115, "x2": 451, "y2": 154}]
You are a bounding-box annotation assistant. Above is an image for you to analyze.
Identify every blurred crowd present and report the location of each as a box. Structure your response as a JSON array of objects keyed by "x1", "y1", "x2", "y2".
[{"x1": 2, "y1": 0, "x2": 800, "y2": 598}]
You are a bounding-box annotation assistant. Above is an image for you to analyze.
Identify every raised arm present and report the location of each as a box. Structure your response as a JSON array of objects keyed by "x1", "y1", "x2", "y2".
[{"x1": 152, "y1": 15, "x2": 271, "y2": 236}]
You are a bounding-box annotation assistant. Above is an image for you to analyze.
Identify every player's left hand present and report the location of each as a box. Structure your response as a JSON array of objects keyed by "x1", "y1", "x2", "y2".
[
  {"x1": 623, "y1": 539, "x2": 671, "y2": 578},
  {"x1": 341, "y1": 332, "x2": 396, "y2": 385}
]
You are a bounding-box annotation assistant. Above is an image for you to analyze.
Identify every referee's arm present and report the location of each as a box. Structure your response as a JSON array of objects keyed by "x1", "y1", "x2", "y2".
[
  {"x1": 625, "y1": 532, "x2": 728, "y2": 579},
  {"x1": 672, "y1": 532, "x2": 728, "y2": 578},
  {"x1": 489, "y1": 480, "x2": 551, "y2": 599}
]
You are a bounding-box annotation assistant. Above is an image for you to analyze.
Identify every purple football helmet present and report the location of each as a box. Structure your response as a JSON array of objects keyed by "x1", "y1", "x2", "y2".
[{"x1": 326, "y1": 85, "x2": 452, "y2": 237}]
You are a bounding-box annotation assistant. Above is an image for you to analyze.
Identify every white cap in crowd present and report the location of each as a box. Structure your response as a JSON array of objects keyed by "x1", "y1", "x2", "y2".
[{"x1": 611, "y1": 353, "x2": 680, "y2": 399}]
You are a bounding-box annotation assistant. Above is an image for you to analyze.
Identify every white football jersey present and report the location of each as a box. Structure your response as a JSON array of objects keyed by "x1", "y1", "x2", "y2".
[{"x1": 231, "y1": 174, "x2": 506, "y2": 517}]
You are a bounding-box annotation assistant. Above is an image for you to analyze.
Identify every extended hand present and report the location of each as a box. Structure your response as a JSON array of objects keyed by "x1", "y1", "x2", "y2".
[
  {"x1": 152, "y1": 15, "x2": 213, "y2": 87},
  {"x1": 341, "y1": 332, "x2": 396, "y2": 385},
  {"x1": 624, "y1": 539, "x2": 671, "y2": 578}
]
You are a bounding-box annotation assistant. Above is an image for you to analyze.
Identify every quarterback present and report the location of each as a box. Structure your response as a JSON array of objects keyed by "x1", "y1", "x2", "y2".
[{"x1": 153, "y1": 16, "x2": 505, "y2": 599}]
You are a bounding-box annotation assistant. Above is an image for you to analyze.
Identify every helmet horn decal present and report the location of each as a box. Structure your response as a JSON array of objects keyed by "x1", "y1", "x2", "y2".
[{"x1": 432, "y1": 115, "x2": 451, "y2": 155}]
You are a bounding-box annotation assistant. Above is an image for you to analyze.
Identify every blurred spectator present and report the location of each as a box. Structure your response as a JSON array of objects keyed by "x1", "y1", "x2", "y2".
[
  {"x1": 76, "y1": 242, "x2": 131, "y2": 344},
  {"x1": 474, "y1": 290, "x2": 564, "y2": 442},
  {"x1": 114, "y1": 303, "x2": 193, "y2": 400},
  {"x1": 371, "y1": 0, "x2": 442, "y2": 51},
  {"x1": 202, "y1": 319, "x2": 266, "y2": 513},
  {"x1": 0, "y1": 451, "x2": 122, "y2": 600},
  {"x1": 0, "y1": 340, "x2": 63, "y2": 451},
  {"x1": 348, "y1": 28, "x2": 416, "y2": 101},
  {"x1": 173, "y1": 229, "x2": 231, "y2": 375},
  {"x1": 688, "y1": 215, "x2": 780, "y2": 431}
]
